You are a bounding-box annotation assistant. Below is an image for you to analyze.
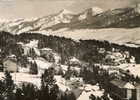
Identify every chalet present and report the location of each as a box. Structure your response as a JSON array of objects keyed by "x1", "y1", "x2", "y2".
[
  {"x1": 3, "y1": 58, "x2": 18, "y2": 72},
  {"x1": 69, "y1": 57, "x2": 81, "y2": 67},
  {"x1": 110, "y1": 79, "x2": 140, "y2": 100}
]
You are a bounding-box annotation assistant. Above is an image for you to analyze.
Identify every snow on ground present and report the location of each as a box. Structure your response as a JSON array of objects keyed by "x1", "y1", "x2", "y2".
[
  {"x1": 33, "y1": 48, "x2": 40, "y2": 56},
  {"x1": 0, "y1": 72, "x2": 41, "y2": 87},
  {"x1": 18, "y1": 67, "x2": 30, "y2": 73},
  {"x1": 31, "y1": 28, "x2": 140, "y2": 47},
  {"x1": 0, "y1": 71, "x2": 108, "y2": 100},
  {"x1": 34, "y1": 58, "x2": 53, "y2": 75},
  {"x1": 55, "y1": 76, "x2": 70, "y2": 91},
  {"x1": 35, "y1": 59, "x2": 53, "y2": 69},
  {"x1": 0, "y1": 72, "x2": 70, "y2": 91},
  {"x1": 78, "y1": 84, "x2": 104, "y2": 100},
  {"x1": 18, "y1": 26, "x2": 33, "y2": 34},
  {"x1": 122, "y1": 64, "x2": 140, "y2": 77},
  {"x1": 60, "y1": 65, "x2": 68, "y2": 72},
  {"x1": 100, "y1": 64, "x2": 140, "y2": 77}
]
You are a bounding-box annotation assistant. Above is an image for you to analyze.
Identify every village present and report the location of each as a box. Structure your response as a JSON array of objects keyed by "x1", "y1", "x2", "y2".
[{"x1": 0, "y1": 39, "x2": 140, "y2": 100}]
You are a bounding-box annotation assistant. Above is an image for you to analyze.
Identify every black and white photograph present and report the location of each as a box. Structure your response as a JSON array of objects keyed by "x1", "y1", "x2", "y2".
[{"x1": 0, "y1": 0, "x2": 140, "y2": 100}]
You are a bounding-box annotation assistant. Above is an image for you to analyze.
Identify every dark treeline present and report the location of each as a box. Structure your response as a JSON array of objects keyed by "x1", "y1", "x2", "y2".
[{"x1": 0, "y1": 31, "x2": 140, "y2": 64}]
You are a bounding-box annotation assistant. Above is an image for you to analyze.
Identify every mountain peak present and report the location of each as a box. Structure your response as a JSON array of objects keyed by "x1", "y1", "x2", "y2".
[
  {"x1": 78, "y1": 6, "x2": 103, "y2": 20},
  {"x1": 88, "y1": 7, "x2": 103, "y2": 15},
  {"x1": 59, "y1": 9, "x2": 74, "y2": 15}
]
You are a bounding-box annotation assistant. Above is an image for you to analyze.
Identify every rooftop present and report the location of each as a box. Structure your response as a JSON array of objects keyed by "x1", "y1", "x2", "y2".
[{"x1": 110, "y1": 79, "x2": 135, "y2": 89}]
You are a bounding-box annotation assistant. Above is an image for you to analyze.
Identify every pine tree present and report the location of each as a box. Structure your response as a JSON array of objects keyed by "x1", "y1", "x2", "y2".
[
  {"x1": 50, "y1": 84, "x2": 59, "y2": 100},
  {"x1": 15, "y1": 83, "x2": 38, "y2": 100},
  {"x1": 15, "y1": 88, "x2": 23, "y2": 100},
  {"x1": 89, "y1": 94, "x2": 96, "y2": 100},
  {"x1": 30, "y1": 61, "x2": 38, "y2": 75},
  {"x1": 41, "y1": 68, "x2": 56, "y2": 89},
  {"x1": 40, "y1": 68, "x2": 59, "y2": 100},
  {"x1": 3, "y1": 71, "x2": 15, "y2": 100},
  {"x1": 64, "y1": 66, "x2": 72, "y2": 80},
  {"x1": 0, "y1": 80, "x2": 5, "y2": 100}
]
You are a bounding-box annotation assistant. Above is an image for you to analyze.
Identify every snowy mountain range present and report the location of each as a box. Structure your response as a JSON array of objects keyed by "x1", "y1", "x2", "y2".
[
  {"x1": 0, "y1": 6, "x2": 140, "y2": 33},
  {"x1": 0, "y1": 7, "x2": 104, "y2": 34},
  {"x1": 0, "y1": 6, "x2": 140, "y2": 46}
]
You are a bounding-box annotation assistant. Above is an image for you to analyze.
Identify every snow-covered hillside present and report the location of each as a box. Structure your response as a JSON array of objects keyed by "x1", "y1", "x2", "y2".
[{"x1": 47, "y1": 28, "x2": 140, "y2": 47}]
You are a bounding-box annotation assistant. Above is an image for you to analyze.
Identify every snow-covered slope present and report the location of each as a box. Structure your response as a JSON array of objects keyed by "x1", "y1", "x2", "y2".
[
  {"x1": 0, "y1": 9, "x2": 75, "y2": 34},
  {"x1": 48, "y1": 28, "x2": 140, "y2": 47}
]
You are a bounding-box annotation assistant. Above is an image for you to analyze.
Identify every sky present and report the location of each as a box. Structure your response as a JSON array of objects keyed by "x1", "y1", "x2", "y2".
[{"x1": 0, "y1": 0, "x2": 139, "y2": 19}]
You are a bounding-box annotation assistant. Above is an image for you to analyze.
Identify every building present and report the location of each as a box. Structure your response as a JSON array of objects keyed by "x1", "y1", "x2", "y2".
[
  {"x1": 3, "y1": 58, "x2": 18, "y2": 72},
  {"x1": 110, "y1": 79, "x2": 140, "y2": 100},
  {"x1": 134, "y1": 83, "x2": 140, "y2": 100},
  {"x1": 69, "y1": 57, "x2": 81, "y2": 67},
  {"x1": 40, "y1": 48, "x2": 52, "y2": 56}
]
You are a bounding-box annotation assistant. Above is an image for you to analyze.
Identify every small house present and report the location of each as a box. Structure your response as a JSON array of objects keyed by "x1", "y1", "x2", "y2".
[
  {"x1": 3, "y1": 58, "x2": 18, "y2": 72},
  {"x1": 110, "y1": 79, "x2": 140, "y2": 100}
]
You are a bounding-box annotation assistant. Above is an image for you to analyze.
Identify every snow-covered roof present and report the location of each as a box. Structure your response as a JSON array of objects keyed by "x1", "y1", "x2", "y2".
[
  {"x1": 69, "y1": 57, "x2": 81, "y2": 65},
  {"x1": 124, "y1": 82, "x2": 135, "y2": 89},
  {"x1": 70, "y1": 57, "x2": 79, "y2": 62},
  {"x1": 40, "y1": 48, "x2": 52, "y2": 51},
  {"x1": 8, "y1": 54, "x2": 16, "y2": 58},
  {"x1": 35, "y1": 59, "x2": 53, "y2": 69},
  {"x1": 110, "y1": 79, "x2": 135, "y2": 89}
]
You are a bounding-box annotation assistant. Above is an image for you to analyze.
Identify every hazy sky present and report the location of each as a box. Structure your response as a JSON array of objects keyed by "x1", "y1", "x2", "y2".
[{"x1": 0, "y1": 0, "x2": 139, "y2": 19}]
